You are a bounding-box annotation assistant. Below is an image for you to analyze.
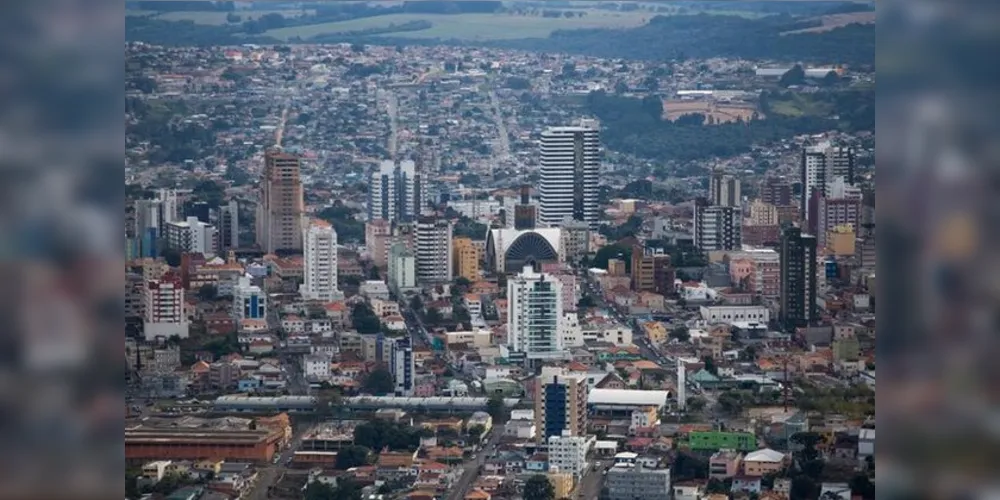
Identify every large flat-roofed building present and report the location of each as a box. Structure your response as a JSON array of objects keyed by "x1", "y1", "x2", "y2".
[
  {"x1": 125, "y1": 427, "x2": 283, "y2": 463},
  {"x1": 588, "y1": 389, "x2": 672, "y2": 418}
]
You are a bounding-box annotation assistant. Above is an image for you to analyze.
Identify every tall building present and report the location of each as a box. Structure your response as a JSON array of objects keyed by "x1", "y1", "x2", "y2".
[
  {"x1": 368, "y1": 160, "x2": 425, "y2": 223},
  {"x1": 164, "y1": 216, "x2": 218, "y2": 256},
  {"x1": 388, "y1": 241, "x2": 418, "y2": 295},
  {"x1": 415, "y1": 217, "x2": 453, "y2": 284},
  {"x1": 233, "y1": 276, "x2": 266, "y2": 321},
  {"x1": 301, "y1": 219, "x2": 341, "y2": 302},
  {"x1": 453, "y1": 237, "x2": 480, "y2": 281},
  {"x1": 514, "y1": 184, "x2": 538, "y2": 230},
  {"x1": 779, "y1": 227, "x2": 818, "y2": 332},
  {"x1": 535, "y1": 367, "x2": 588, "y2": 441},
  {"x1": 214, "y1": 200, "x2": 239, "y2": 252},
  {"x1": 508, "y1": 266, "x2": 565, "y2": 363},
  {"x1": 559, "y1": 220, "x2": 591, "y2": 263},
  {"x1": 366, "y1": 219, "x2": 393, "y2": 269},
  {"x1": 801, "y1": 143, "x2": 855, "y2": 223},
  {"x1": 747, "y1": 200, "x2": 779, "y2": 226},
  {"x1": 539, "y1": 121, "x2": 600, "y2": 228},
  {"x1": 143, "y1": 272, "x2": 188, "y2": 341},
  {"x1": 816, "y1": 196, "x2": 861, "y2": 249},
  {"x1": 548, "y1": 433, "x2": 589, "y2": 479},
  {"x1": 134, "y1": 199, "x2": 164, "y2": 258},
  {"x1": 156, "y1": 188, "x2": 181, "y2": 224},
  {"x1": 710, "y1": 172, "x2": 741, "y2": 207},
  {"x1": 388, "y1": 338, "x2": 415, "y2": 396},
  {"x1": 694, "y1": 200, "x2": 742, "y2": 251},
  {"x1": 257, "y1": 151, "x2": 305, "y2": 253},
  {"x1": 631, "y1": 245, "x2": 674, "y2": 295},
  {"x1": 760, "y1": 176, "x2": 793, "y2": 206},
  {"x1": 606, "y1": 464, "x2": 672, "y2": 500}
]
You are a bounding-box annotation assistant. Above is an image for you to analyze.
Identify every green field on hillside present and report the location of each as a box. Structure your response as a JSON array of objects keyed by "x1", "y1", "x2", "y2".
[
  {"x1": 262, "y1": 11, "x2": 655, "y2": 41},
  {"x1": 127, "y1": 9, "x2": 314, "y2": 25}
]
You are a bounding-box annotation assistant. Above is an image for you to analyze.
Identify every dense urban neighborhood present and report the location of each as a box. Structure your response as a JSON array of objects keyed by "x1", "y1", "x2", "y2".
[{"x1": 126, "y1": 2, "x2": 875, "y2": 500}]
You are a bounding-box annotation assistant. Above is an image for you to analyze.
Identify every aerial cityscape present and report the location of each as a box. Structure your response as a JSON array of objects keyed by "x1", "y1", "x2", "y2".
[{"x1": 125, "y1": 2, "x2": 875, "y2": 500}]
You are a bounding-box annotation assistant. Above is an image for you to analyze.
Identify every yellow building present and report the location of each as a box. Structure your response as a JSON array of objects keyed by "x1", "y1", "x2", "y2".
[
  {"x1": 607, "y1": 258, "x2": 626, "y2": 277},
  {"x1": 453, "y1": 237, "x2": 480, "y2": 281},
  {"x1": 825, "y1": 225, "x2": 856, "y2": 256},
  {"x1": 548, "y1": 472, "x2": 574, "y2": 499},
  {"x1": 642, "y1": 321, "x2": 668, "y2": 345}
]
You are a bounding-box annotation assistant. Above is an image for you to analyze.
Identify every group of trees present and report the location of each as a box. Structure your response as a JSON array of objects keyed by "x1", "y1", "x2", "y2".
[
  {"x1": 353, "y1": 418, "x2": 425, "y2": 451},
  {"x1": 362, "y1": 367, "x2": 395, "y2": 396},
  {"x1": 304, "y1": 478, "x2": 362, "y2": 500},
  {"x1": 351, "y1": 303, "x2": 382, "y2": 334},
  {"x1": 316, "y1": 202, "x2": 365, "y2": 244},
  {"x1": 523, "y1": 474, "x2": 556, "y2": 500}
]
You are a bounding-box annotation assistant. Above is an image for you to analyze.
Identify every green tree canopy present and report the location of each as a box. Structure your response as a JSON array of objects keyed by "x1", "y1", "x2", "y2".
[
  {"x1": 363, "y1": 367, "x2": 395, "y2": 396},
  {"x1": 524, "y1": 474, "x2": 555, "y2": 500}
]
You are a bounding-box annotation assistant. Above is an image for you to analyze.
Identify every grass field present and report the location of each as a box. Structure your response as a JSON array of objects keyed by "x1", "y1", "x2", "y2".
[
  {"x1": 126, "y1": 9, "x2": 314, "y2": 25},
  {"x1": 262, "y1": 11, "x2": 655, "y2": 41},
  {"x1": 767, "y1": 93, "x2": 835, "y2": 117}
]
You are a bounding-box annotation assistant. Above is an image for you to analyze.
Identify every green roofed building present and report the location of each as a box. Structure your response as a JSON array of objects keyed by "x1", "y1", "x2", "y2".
[{"x1": 684, "y1": 431, "x2": 758, "y2": 453}]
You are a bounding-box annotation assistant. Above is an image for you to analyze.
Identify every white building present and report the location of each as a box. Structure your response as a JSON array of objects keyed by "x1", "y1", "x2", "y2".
[
  {"x1": 415, "y1": 217, "x2": 453, "y2": 284},
  {"x1": 301, "y1": 219, "x2": 341, "y2": 302},
  {"x1": 233, "y1": 276, "x2": 266, "y2": 320},
  {"x1": 303, "y1": 353, "x2": 332, "y2": 380},
  {"x1": 164, "y1": 216, "x2": 218, "y2": 256},
  {"x1": 143, "y1": 273, "x2": 189, "y2": 340},
  {"x1": 694, "y1": 202, "x2": 742, "y2": 252},
  {"x1": 368, "y1": 160, "x2": 425, "y2": 223},
  {"x1": 548, "y1": 432, "x2": 590, "y2": 479},
  {"x1": 539, "y1": 121, "x2": 600, "y2": 229},
  {"x1": 710, "y1": 172, "x2": 741, "y2": 208},
  {"x1": 387, "y1": 241, "x2": 418, "y2": 294},
  {"x1": 388, "y1": 338, "x2": 415, "y2": 396},
  {"x1": 801, "y1": 143, "x2": 855, "y2": 223},
  {"x1": 607, "y1": 464, "x2": 672, "y2": 500},
  {"x1": 508, "y1": 266, "x2": 565, "y2": 361},
  {"x1": 699, "y1": 305, "x2": 770, "y2": 326}
]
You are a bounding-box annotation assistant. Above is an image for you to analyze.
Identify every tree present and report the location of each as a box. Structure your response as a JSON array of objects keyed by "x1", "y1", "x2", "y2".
[
  {"x1": 790, "y1": 475, "x2": 818, "y2": 500},
  {"x1": 409, "y1": 295, "x2": 424, "y2": 312},
  {"x1": 467, "y1": 424, "x2": 486, "y2": 441},
  {"x1": 671, "y1": 451, "x2": 709, "y2": 481},
  {"x1": 425, "y1": 307, "x2": 443, "y2": 326},
  {"x1": 524, "y1": 474, "x2": 555, "y2": 500},
  {"x1": 669, "y1": 325, "x2": 690, "y2": 342},
  {"x1": 779, "y1": 64, "x2": 806, "y2": 87},
  {"x1": 577, "y1": 295, "x2": 596, "y2": 309},
  {"x1": 363, "y1": 367, "x2": 394, "y2": 396},
  {"x1": 706, "y1": 478, "x2": 729, "y2": 494},
  {"x1": 161, "y1": 247, "x2": 182, "y2": 267},
  {"x1": 686, "y1": 396, "x2": 707, "y2": 413},
  {"x1": 197, "y1": 284, "x2": 218, "y2": 302},
  {"x1": 335, "y1": 445, "x2": 370, "y2": 470},
  {"x1": 486, "y1": 393, "x2": 509, "y2": 422}
]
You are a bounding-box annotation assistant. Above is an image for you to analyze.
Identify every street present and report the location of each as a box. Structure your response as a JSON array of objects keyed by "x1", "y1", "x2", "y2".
[
  {"x1": 576, "y1": 460, "x2": 611, "y2": 500},
  {"x1": 445, "y1": 429, "x2": 504, "y2": 500}
]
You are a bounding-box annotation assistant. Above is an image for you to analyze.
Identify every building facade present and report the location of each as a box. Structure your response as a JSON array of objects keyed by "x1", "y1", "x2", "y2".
[
  {"x1": 453, "y1": 237, "x2": 480, "y2": 281},
  {"x1": 164, "y1": 216, "x2": 218, "y2": 256},
  {"x1": 710, "y1": 172, "x2": 741, "y2": 207},
  {"x1": 368, "y1": 160, "x2": 424, "y2": 223},
  {"x1": 365, "y1": 219, "x2": 393, "y2": 269},
  {"x1": 301, "y1": 220, "x2": 341, "y2": 302},
  {"x1": 606, "y1": 464, "x2": 672, "y2": 500},
  {"x1": 535, "y1": 367, "x2": 588, "y2": 441},
  {"x1": 631, "y1": 245, "x2": 674, "y2": 295},
  {"x1": 800, "y1": 143, "x2": 855, "y2": 223},
  {"x1": 388, "y1": 241, "x2": 418, "y2": 295},
  {"x1": 233, "y1": 276, "x2": 266, "y2": 321},
  {"x1": 257, "y1": 151, "x2": 305, "y2": 253},
  {"x1": 539, "y1": 121, "x2": 600, "y2": 229},
  {"x1": 779, "y1": 227, "x2": 818, "y2": 332},
  {"x1": 548, "y1": 433, "x2": 589, "y2": 479},
  {"x1": 415, "y1": 217, "x2": 453, "y2": 284},
  {"x1": 143, "y1": 272, "x2": 188, "y2": 340},
  {"x1": 694, "y1": 201, "x2": 742, "y2": 252},
  {"x1": 508, "y1": 266, "x2": 565, "y2": 362}
]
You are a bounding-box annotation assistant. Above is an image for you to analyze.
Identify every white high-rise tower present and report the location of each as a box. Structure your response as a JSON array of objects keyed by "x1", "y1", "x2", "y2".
[
  {"x1": 508, "y1": 265, "x2": 566, "y2": 363},
  {"x1": 301, "y1": 219, "x2": 342, "y2": 302},
  {"x1": 677, "y1": 358, "x2": 687, "y2": 411},
  {"x1": 539, "y1": 120, "x2": 600, "y2": 229}
]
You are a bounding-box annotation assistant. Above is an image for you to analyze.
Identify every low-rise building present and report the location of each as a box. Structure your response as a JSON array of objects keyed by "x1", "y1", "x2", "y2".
[{"x1": 606, "y1": 463, "x2": 672, "y2": 500}]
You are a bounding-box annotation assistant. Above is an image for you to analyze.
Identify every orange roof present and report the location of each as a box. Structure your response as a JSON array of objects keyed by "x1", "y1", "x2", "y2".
[
  {"x1": 465, "y1": 490, "x2": 491, "y2": 500},
  {"x1": 324, "y1": 301, "x2": 347, "y2": 312},
  {"x1": 190, "y1": 360, "x2": 210, "y2": 373}
]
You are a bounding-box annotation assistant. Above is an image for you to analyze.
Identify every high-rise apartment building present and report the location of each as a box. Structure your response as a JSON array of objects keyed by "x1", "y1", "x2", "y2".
[
  {"x1": 760, "y1": 176, "x2": 793, "y2": 206},
  {"x1": 388, "y1": 241, "x2": 418, "y2": 295},
  {"x1": 548, "y1": 433, "x2": 589, "y2": 479},
  {"x1": 508, "y1": 266, "x2": 565, "y2": 363},
  {"x1": 559, "y1": 220, "x2": 591, "y2": 263},
  {"x1": 747, "y1": 200, "x2": 779, "y2": 226},
  {"x1": 133, "y1": 199, "x2": 164, "y2": 258},
  {"x1": 301, "y1": 219, "x2": 341, "y2": 302},
  {"x1": 368, "y1": 160, "x2": 425, "y2": 223},
  {"x1": 513, "y1": 185, "x2": 537, "y2": 230},
  {"x1": 801, "y1": 143, "x2": 855, "y2": 223},
  {"x1": 233, "y1": 276, "x2": 266, "y2": 321},
  {"x1": 710, "y1": 172, "x2": 741, "y2": 207},
  {"x1": 539, "y1": 121, "x2": 600, "y2": 228},
  {"x1": 631, "y1": 245, "x2": 674, "y2": 295},
  {"x1": 727, "y1": 248, "x2": 781, "y2": 298},
  {"x1": 213, "y1": 200, "x2": 239, "y2": 252},
  {"x1": 694, "y1": 200, "x2": 742, "y2": 251},
  {"x1": 415, "y1": 217, "x2": 453, "y2": 284},
  {"x1": 535, "y1": 366, "x2": 588, "y2": 441},
  {"x1": 453, "y1": 237, "x2": 480, "y2": 281},
  {"x1": 143, "y1": 272, "x2": 188, "y2": 341},
  {"x1": 365, "y1": 219, "x2": 393, "y2": 269},
  {"x1": 779, "y1": 227, "x2": 818, "y2": 332},
  {"x1": 164, "y1": 216, "x2": 218, "y2": 256},
  {"x1": 388, "y1": 337, "x2": 415, "y2": 396},
  {"x1": 256, "y1": 151, "x2": 305, "y2": 253}
]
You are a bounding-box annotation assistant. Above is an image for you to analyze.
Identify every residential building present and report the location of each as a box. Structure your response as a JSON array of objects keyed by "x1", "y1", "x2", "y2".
[
  {"x1": 453, "y1": 237, "x2": 480, "y2": 281},
  {"x1": 760, "y1": 176, "x2": 793, "y2": 206},
  {"x1": 727, "y1": 248, "x2": 780, "y2": 298},
  {"x1": 366, "y1": 219, "x2": 393, "y2": 268},
  {"x1": 415, "y1": 217, "x2": 453, "y2": 284},
  {"x1": 301, "y1": 219, "x2": 341, "y2": 302},
  {"x1": 747, "y1": 200, "x2": 778, "y2": 226},
  {"x1": 631, "y1": 245, "x2": 674, "y2": 295},
  {"x1": 388, "y1": 241, "x2": 418, "y2": 295},
  {"x1": 780, "y1": 227, "x2": 818, "y2": 332},
  {"x1": 233, "y1": 276, "x2": 266, "y2": 321},
  {"x1": 709, "y1": 450, "x2": 744, "y2": 478},
  {"x1": 801, "y1": 143, "x2": 855, "y2": 223},
  {"x1": 213, "y1": 200, "x2": 239, "y2": 252},
  {"x1": 539, "y1": 120, "x2": 600, "y2": 229},
  {"x1": 514, "y1": 185, "x2": 537, "y2": 230},
  {"x1": 742, "y1": 448, "x2": 785, "y2": 476},
  {"x1": 508, "y1": 266, "x2": 565, "y2": 363},
  {"x1": 256, "y1": 150, "x2": 304, "y2": 253},
  {"x1": 710, "y1": 172, "x2": 741, "y2": 207},
  {"x1": 694, "y1": 200, "x2": 742, "y2": 252},
  {"x1": 535, "y1": 367, "x2": 588, "y2": 441},
  {"x1": 606, "y1": 463, "x2": 672, "y2": 500},
  {"x1": 389, "y1": 338, "x2": 415, "y2": 396},
  {"x1": 143, "y1": 272, "x2": 188, "y2": 340},
  {"x1": 559, "y1": 219, "x2": 591, "y2": 263},
  {"x1": 607, "y1": 258, "x2": 626, "y2": 277},
  {"x1": 814, "y1": 178, "x2": 862, "y2": 248},
  {"x1": 699, "y1": 305, "x2": 770, "y2": 326},
  {"x1": 164, "y1": 216, "x2": 218, "y2": 256},
  {"x1": 368, "y1": 160, "x2": 424, "y2": 223},
  {"x1": 547, "y1": 432, "x2": 589, "y2": 479},
  {"x1": 825, "y1": 226, "x2": 856, "y2": 256}
]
